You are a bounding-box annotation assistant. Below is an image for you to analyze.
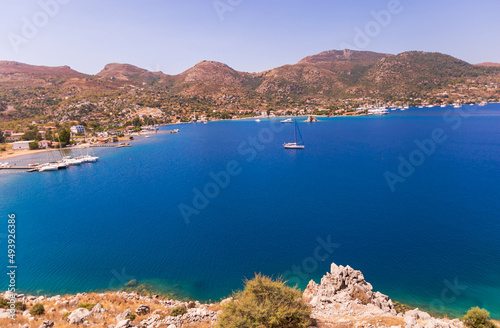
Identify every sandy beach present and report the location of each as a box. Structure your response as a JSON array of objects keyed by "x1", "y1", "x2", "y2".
[{"x1": 0, "y1": 148, "x2": 59, "y2": 161}]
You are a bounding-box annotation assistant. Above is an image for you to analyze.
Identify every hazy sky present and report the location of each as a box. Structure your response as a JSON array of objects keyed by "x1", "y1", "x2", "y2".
[{"x1": 0, "y1": 0, "x2": 499, "y2": 75}]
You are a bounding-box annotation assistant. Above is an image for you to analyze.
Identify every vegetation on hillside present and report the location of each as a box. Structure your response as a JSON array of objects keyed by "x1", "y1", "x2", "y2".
[
  {"x1": 462, "y1": 307, "x2": 496, "y2": 328},
  {"x1": 217, "y1": 274, "x2": 311, "y2": 328}
]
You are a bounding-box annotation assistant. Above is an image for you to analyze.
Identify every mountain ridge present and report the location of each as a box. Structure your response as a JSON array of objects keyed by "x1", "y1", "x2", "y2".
[{"x1": 1, "y1": 49, "x2": 499, "y2": 125}]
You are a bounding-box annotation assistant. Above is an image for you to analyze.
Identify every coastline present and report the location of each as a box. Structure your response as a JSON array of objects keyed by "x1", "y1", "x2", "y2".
[
  {"x1": 3, "y1": 262, "x2": 498, "y2": 327},
  {"x1": 3, "y1": 103, "x2": 495, "y2": 162}
]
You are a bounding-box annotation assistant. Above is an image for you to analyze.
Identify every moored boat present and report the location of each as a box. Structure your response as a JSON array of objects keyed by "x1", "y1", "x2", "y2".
[{"x1": 284, "y1": 119, "x2": 305, "y2": 149}]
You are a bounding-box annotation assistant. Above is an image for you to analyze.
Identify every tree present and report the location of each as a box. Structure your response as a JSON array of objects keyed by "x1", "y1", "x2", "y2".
[
  {"x1": 21, "y1": 130, "x2": 41, "y2": 141},
  {"x1": 217, "y1": 274, "x2": 311, "y2": 328},
  {"x1": 58, "y1": 128, "x2": 71, "y2": 147},
  {"x1": 29, "y1": 141, "x2": 39, "y2": 150},
  {"x1": 0, "y1": 131, "x2": 4, "y2": 143},
  {"x1": 462, "y1": 307, "x2": 495, "y2": 328}
]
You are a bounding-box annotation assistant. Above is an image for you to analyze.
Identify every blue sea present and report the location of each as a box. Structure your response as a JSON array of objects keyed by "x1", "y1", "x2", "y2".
[{"x1": 1, "y1": 105, "x2": 499, "y2": 318}]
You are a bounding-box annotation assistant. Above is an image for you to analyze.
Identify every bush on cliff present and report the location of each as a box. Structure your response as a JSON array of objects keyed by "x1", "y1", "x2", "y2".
[
  {"x1": 30, "y1": 303, "x2": 45, "y2": 316},
  {"x1": 462, "y1": 307, "x2": 495, "y2": 328},
  {"x1": 170, "y1": 305, "x2": 187, "y2": 317},
  {"x1": 217, "y1": 274, "x2": 311, "y2": 328}
]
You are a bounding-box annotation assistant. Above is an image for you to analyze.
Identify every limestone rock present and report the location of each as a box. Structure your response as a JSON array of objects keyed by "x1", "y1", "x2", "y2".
[
  {"x1": 116, "y1": 308, "x2": 131, "y2": 322},
  {"x1": 38, "y1": 321, "x2": 54, "y2": 328},
  {"x1": 91, "y1": 303, "x2": 106, "y2": 314},
  {"x1": 135, "y1": 304, "x2": 150, "y2": 315},
  {"x1": 67, "y1": 308, "x2": 91, "y2": 324},
  {"x1": 115, "y1": 319, "x2": 131, "y2": 328}
]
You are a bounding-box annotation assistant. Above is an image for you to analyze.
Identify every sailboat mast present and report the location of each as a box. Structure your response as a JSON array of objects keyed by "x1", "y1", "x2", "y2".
[{"x1": 294, "y1": 119, "x2": 297, "y2": 143}]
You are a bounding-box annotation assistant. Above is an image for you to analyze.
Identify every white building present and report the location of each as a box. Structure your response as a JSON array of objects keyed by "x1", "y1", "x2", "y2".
[
  {"x1": 70, "y1": 125, "x2": 85, "y2": 135},
  {"x1": 12, "y1": 141, "x2": 32, "y2": 150}
]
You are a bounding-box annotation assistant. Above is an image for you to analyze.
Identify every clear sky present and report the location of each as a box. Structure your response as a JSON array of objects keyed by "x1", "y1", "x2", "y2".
[{"x1": 0, "y1": 0, "x2": 499, "y2": 75}]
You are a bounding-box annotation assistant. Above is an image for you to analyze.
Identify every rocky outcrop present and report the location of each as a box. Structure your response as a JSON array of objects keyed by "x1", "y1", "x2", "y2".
[
  {"x1": 304, "y1": 262, "x2": 397, "y2": 318},
  {"x1": 304, "y1": 262, "x2": 466, "y2": 328},
  {"x1": 305, "y1": 115, "x2": 319, "y2": 122}
]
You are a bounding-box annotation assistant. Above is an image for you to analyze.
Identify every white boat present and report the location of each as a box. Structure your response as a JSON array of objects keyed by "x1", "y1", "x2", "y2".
[
  {"x1": 57, "y1": 162, "x2": 68, "y2": 169},
  {"x1": 479, "y1": 102, "x2": 487, "y2": 107},
  {"x1": 441, "y1": 104, "x2": 447, "y2": 108},
  {"x1": 280, "y1": 118, "x2": 293, "y2": 123},
  {"x1": 63, "y1": 157, "x2": 83, "y2": 166},
  {"x1": 145, "y1": 136, "x2": 150, "y2": 138},
  {"x1": 418, "y1": 105, "x2": 424, "y2": 108},
  {"x1": 38, "y1": 163, "x2": 59, "y2": 172},
  {"x1": 426, "y1": 105, "x2": 435, "y2": 108},
  {"x1": 284, "y1": 119, "x2": 305, "y2": 149},
  {"x1": 255, "y1": 119, "x2": 261, "y2": 122},
  {"x1": 368, "y1": 107, "x2": 389, "y2": 115},
  {"x1": 453, "y1": 103, "x2": 462, "y2": 108}
]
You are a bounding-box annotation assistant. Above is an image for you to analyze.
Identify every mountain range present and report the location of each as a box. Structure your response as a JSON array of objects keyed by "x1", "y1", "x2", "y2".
[{"x1": 1, "y1": 49, "x2": 499, "y2": 125}]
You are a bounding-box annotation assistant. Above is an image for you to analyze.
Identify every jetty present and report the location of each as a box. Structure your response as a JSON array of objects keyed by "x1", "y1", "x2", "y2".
[{"x1": 0, "y1": 166, "x2": 34, "y2": 170}]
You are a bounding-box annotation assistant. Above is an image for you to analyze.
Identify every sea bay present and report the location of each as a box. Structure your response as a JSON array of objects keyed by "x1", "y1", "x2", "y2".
[{"x1": 1, "y1": 105, "x2": 499, "y2": 318}]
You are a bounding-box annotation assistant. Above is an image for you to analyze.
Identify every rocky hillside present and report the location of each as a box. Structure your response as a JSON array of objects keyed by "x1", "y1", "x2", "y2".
[
  {"x1": 1, "y1": 50, "x2": 500, "y2": 125},
  {"x1": 1, "y1": 262, "x2": 485, "y2": 328}
]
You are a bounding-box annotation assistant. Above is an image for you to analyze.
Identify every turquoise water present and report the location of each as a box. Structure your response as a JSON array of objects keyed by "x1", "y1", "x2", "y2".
[{"x1": 1, "y1": 105, "x2": 499, "y2": 318}]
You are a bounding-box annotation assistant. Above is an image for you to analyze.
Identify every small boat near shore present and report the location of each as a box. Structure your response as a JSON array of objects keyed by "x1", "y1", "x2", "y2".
[
  {"x1": 115, "y1": 143, "x2": 131, "y2": 148},
  {"x1": 281, "y1": 118, "x2": 293, "y2": 123}
]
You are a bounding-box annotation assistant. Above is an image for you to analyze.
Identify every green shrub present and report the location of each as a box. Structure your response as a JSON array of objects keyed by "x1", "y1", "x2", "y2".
[
  {"x1": 462, "y1": 307, "x2": 495, "y2": 328},
  {"x1": 0, "y1": 298, "x2": 26, "y2": 310},
  {"x1": 170, "y1": 306, "x2": 187, "y2": 317},
  {"x1": 217, "y1": 274, "x2": 311, "y2": 328},
  {"x1": 15, "y1": 302, "x2": 26, "y2": 311},
  {"x1": 78, "y1": 303, "x2": 95, "y2": 310},
  {"x1": 187, "y1": 301, "x2": 196, "y2": 309},
  {"x1": 126, "y1": 313, "x2": 136, "y2": 321},
  {"x1": 30, "y1": 303, "x2": 45, "y2": 316},
  {"x1": 63, "y1": 311, "x2": 71, "y2": 319}
]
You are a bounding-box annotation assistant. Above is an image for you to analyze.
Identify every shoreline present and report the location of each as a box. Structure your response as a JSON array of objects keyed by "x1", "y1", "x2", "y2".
[
  {"x1": 3, "y1": 103, "x2": 496, "y2": 162},
  {"x1": 3, "y1": 263, "x2": 499, "y2": 327}
]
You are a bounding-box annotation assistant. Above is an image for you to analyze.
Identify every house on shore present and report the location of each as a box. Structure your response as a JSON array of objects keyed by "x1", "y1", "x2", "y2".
[
  {"x1": 12, "y1": 141, "x2": 32, "y2": 150},
  {"x1": 38, "y1": 140, "x2": 51, "y2": 149}
]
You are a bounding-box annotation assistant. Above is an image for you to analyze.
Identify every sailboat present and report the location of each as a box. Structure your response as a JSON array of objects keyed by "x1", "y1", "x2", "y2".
[{"x1": 284, "y1": 119, "x2": 305, "y2": 149}]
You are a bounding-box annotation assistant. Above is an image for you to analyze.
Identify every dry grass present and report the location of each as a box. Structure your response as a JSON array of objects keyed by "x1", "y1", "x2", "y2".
[
  {"x1": 1, "y1": 292, "x2": 219, "y2": 328},
  {"x1": 315, "y1": 314, "x2": 405, "y2": 328},
  {"x1": 350, "y1": 288, "x2": 371, "y2": 305}
]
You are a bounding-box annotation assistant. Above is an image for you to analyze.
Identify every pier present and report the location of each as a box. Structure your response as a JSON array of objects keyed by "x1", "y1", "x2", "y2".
[{"x1": 0, "y1": 166, "x2": 37, "y2": 171}]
